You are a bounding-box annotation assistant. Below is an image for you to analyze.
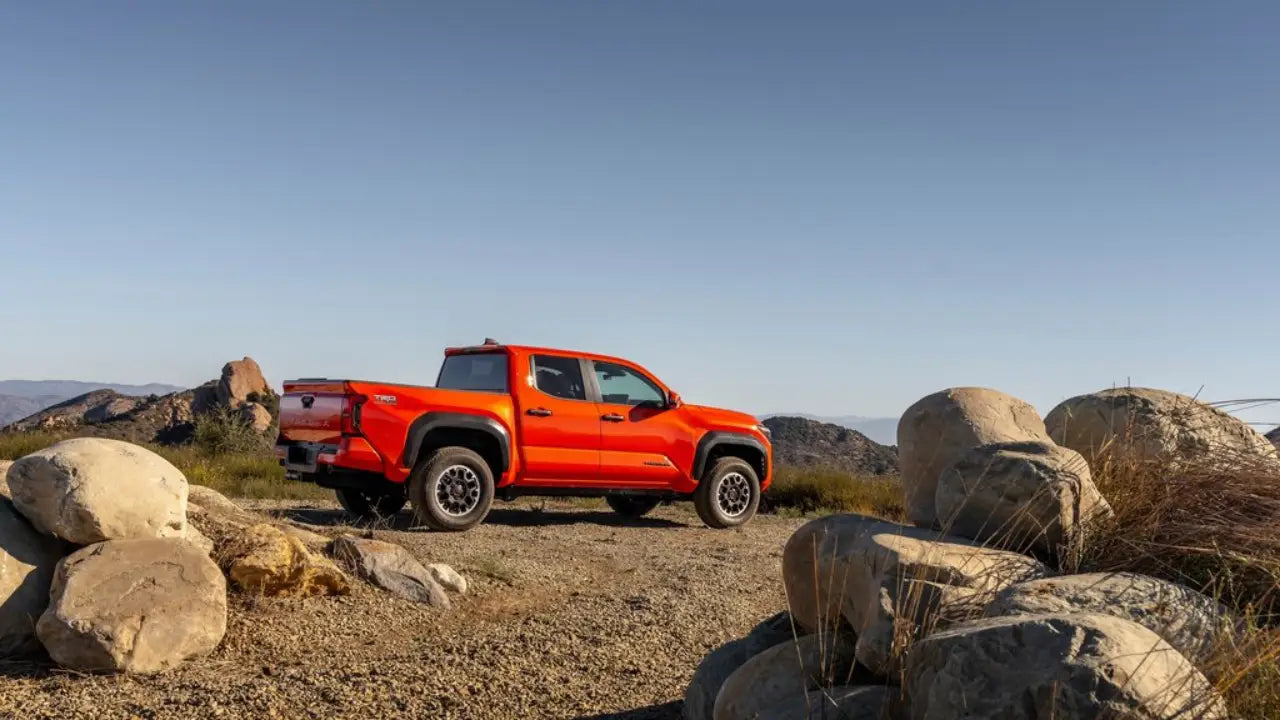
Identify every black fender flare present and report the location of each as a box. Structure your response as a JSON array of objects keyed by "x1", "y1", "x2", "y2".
[
  {"x1": 402, "y1": 412, "x2": 512, "y2": 472},
  {"x1": 693, "y1": 431, "x2": 768, "y2": 480}
]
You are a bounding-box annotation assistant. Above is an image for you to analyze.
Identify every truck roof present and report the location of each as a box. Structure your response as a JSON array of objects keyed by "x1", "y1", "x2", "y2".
[{"x1": 443, "y1": 341, "x2": 641, "y2": 368}]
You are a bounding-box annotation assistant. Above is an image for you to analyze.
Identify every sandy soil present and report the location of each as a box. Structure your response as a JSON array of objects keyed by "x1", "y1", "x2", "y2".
[{"x1": 1, "y1": 499, "x2": 807, "y2": 720}]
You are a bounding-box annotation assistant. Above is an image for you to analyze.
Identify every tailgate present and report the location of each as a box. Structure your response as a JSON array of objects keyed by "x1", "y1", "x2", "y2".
[{"x1": 278, "y1": 380, "x2": 350, "y2": 446}]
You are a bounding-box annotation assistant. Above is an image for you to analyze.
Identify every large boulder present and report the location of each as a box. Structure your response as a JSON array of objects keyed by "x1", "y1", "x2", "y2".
[
  {"x1": 713, "y1": 633, "x2": 857, "y2": 720},
  {"x1": 782, "y1": 514, "x2": 879, "y2": 632},
  {"x1": 782, "y1": 514, "x2": 1048, "y2": 677},
  {"x1": 754, "y1": 686, "x2": 898, "y2": 720},
  {"x1": 225, "y1": 524, "x2": 348, "y2": 597},
  {"x1": 935, "y1": 440, "x2": 1113, "y2": 558},
  {"x1": 898, "y1": 387, "x2": 1051, "y2": 528},
  {"x1": 0, "y1": 498, "x2": 67, "y2": 656},
  {"x1": 327, "y1": 535, "x2": 449, "y2": 608},
  {"x1": 7, "y1": 438, "x2": 187, "y2": 545},
  {"x1": 36, "y1": 538, "x2": 227, "y2": 674},
  {"x1": 984, "y1": 572, "x2": 1234, "y2": 663},
  {"x1": 1045, "y1": 387, "x2": 1278, "y2": 467},
  {"x1": 683, "y1": 612, "x2": 797, "y2": 720},
  {"x1": 904, "y1": 612, "x2": 1226, "y2": 720},
  {"x1": 217, "y1": 356, "x2": 269, "y2": 408}
]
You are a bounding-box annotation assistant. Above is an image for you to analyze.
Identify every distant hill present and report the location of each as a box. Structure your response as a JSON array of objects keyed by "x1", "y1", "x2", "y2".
[
  {"x1": 763, "y1": 416, "x2": 898, "y2": 476},
  {"x1": 1268, "y1": 426, "x2": 1280, "y2": 450},
  {"x1": 760, "y1": 412, "x2": 898, "y2": 446},
  {"x1": 0, "y1": 380, "x2": 185, "y2": 426}
]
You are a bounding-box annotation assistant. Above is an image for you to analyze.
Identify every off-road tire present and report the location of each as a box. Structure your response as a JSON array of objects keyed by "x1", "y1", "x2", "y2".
[
  {"x1": 694, "y1": 457, "x2": 761, "y2": 529},
  {"x1": 605, "y1": 495, "x2": 661, "y2": 518},
  {"x1": 335, "y1": 488, "x2": 406, "y2": 521},
  {"x1": 408, "y1": 446, "x2": 495, "y2": 532}
]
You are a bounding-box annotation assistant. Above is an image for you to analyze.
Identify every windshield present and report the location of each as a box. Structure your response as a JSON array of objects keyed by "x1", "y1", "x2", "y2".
[{"x1": 436, "y1": 353, "x2": 509, "y2": 393}]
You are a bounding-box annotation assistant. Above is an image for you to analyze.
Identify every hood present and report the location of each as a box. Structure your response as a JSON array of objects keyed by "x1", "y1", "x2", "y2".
[{"x1": 684, "y1": 404, "x2": 762, "y2": 431}]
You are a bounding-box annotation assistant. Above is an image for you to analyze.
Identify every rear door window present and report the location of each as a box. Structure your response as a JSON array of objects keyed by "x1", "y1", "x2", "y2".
[
  {"x1": 531, "y1": 355, "x2": 588, "y2": 401},
  {"x1": 436, "y1": 353, "x2": 509, "y2": 393}
]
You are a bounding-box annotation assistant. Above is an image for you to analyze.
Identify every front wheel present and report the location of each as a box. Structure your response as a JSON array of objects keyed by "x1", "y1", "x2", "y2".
[
  {"x1": 335, "y1": 488, "x2": 406, "y2": 521},
  {"x1": 408, "y1": 446, "x2": 495, "y2": 532},
  {"x1": 605, "y1": 495, "x2": 661, "y2": 518},
  {"x1": 694, "y1": 457, "x2": 761, "y2": 529}
]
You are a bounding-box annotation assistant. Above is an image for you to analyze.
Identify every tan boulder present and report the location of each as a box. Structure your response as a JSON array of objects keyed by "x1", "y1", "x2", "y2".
[
  {"x1": 754, "y1": 686, "x2": 899, "y2": 720},
  {"x1": 225, "y1": 524, "x2": 348, "y2": 597},
  {"x1": 935, "y1": 440, "x2": 1113, "y2": 558},
  {"x1": 782, "y1": 514, "x2": 1048, "y2": 677},
  {"x1": 36, "y1": 538, "x2": 226, "y2": 674},
  {"x1": 713, "y1": 633, "x2": 857, "y2": 720},
  {"x1": 428, "y1": 563, "x2": 468, "y2": 594},
  {"x1": 1045, "y1": 387, "x2": 1278, "y2": 467},
  {"x1": 217, "y1": 356, "x2": 269, "y2": 408},
  {"x1": 183, "y1": 524, "x2": 215, "y2": 556},
  {"x1": 0, "y1": 498, "x2": 67, "y2": 656},
  {"x1": 905, "y1": 612, "x2": 1226, "y2": 720},
  {"x1": 984, "y1": 572, "x2": 1234, "y2": 663},
  {"x1": 328, "y1": 535, "x2": 448, "y2": 607},
  {"x1": 683, "y1": 612, "x2": 797, "y2": 720},
  {"x1": 0, "y1": 460, "x2": 11, "y2": 499},
  {"x1": 7, "y1": 438, "x2": 187, "y2": 544},
  {"x1": 781, "y1": 514, "x2": 880, "y2": 632},
  {"x1": 898, "y1": 388, "x2": 1050, "y2": 528}
]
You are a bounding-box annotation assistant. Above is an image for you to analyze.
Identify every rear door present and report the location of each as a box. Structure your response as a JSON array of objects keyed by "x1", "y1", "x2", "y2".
[
  {"x1": 515, "y1": 353, "x2": 601, "y2": 484},
  {"x1": 591, "y1": 360, "x2": 691, "y2": 488}
]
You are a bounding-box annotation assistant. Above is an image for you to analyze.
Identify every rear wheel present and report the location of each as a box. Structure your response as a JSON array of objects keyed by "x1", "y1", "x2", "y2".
[
  {"x1": 694, "y1": 457, "x2": 761, "y2": 529},
  {"x1": 605, "y1": 495, "x2": 661, "y2": 518},
  {"x1": 335, "y1": 488, "x2": 406, "y2": 521},
  {"x1": 408, "y1": 446, "x2": 495, "y2": 532}
]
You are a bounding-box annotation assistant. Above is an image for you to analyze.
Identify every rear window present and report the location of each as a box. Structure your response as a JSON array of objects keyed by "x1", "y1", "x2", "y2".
[{"x1": 436, "y1": 353, "x2": 509, "y2": 393}]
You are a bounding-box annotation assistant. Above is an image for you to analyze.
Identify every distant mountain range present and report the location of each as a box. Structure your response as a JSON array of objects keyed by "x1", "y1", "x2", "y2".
[
  {"x1": 760, "y1": 412, "x2": 898, "y2": 446},
  {"x1": 762, "y1": 416, "x2": 898, "y2": 476},
  {"x1": 0, "y1": 380, "x2": 185, "y2": 426}
]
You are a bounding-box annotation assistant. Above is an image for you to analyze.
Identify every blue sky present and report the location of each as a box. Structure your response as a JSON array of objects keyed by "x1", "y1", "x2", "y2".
[{"x1": 1, "y1": 2, "x2": 1277, "y2": 426}]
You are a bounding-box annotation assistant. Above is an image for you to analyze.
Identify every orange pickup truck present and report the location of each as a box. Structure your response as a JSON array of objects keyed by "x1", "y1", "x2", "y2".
[{"x1": 275, "y1": 340, "x2": 772, "y2": 531}]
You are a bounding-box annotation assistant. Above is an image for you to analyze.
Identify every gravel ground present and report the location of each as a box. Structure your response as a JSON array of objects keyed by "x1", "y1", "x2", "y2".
[{"x1": 1, "y1": 499, "x2": 807, "y2": 720}]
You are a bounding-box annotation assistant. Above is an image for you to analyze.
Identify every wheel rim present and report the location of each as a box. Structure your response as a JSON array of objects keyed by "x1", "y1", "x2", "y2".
[
  {"x1": 717, "y1": 472, "x2": 752, "y2": 517},
  {"x1": 435, "y1": 465, "x2": 482, "y2": 517}
]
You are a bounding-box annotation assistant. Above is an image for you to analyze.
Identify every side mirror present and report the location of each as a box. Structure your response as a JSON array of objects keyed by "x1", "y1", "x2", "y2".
[{"x1": 667, "y1": 391, "x2": 683, "y2": 409}]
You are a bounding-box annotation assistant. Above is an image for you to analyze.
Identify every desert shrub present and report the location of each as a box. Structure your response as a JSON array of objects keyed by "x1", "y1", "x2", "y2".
[
  {"x1": 763, "y1": 467, "x2": 904, "y2": 521},
  {"x1": 0, "y1": 430, "x2": 70, "y2": 460},
  {"x1": 192, "y1": 406, "x2": 269, "y2": 455}
]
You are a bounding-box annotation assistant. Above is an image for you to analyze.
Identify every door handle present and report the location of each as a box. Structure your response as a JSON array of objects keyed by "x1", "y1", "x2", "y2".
[
  {"x1": 601, "y1": 413, "x2": 625, "y2": 422},
  {"x1": 527, "y1": 408, "x2": 553, "y2": 417}
]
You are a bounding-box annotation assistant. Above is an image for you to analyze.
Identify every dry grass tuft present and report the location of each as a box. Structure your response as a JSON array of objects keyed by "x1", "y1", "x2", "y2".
[{"x1": 763, "y1": 468, "x2": 904, "y2": 521}]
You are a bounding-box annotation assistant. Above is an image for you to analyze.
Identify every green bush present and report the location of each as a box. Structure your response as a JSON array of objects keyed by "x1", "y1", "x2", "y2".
[
  {"x1": 192, "y1": 406, "x2": 269, "y2": 455},
  {"x1": 762, "y1": 467, "x2": 904, "y2": 521}
]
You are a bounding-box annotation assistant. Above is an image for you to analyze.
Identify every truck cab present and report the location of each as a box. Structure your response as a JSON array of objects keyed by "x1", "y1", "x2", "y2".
[{"x1": 276, "y1": 341, "x2": 772, "y2": 531}]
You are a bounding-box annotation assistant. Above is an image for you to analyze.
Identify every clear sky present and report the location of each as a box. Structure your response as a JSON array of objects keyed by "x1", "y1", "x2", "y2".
[{"x1": 1, "y1": 2, "x2": 1277, "y2": 425}]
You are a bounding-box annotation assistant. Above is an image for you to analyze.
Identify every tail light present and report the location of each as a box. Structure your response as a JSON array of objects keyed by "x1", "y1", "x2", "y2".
[{"x1": 341, "y1": 394, "x2": 367, "y2": 435}]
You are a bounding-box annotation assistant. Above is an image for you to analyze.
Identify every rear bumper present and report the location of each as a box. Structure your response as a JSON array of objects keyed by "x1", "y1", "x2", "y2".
[{"x1": 275, "y1": 436, "x2": 389, "y2": 478}]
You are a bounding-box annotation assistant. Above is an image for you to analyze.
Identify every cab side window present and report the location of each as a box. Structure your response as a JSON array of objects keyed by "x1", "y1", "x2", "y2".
[
  {"x1": 594, "y1": 361, "x2": 664, "y2": 406},
  {"x1": 531, "y1": 355, "x2": 587, "y2": 401}
]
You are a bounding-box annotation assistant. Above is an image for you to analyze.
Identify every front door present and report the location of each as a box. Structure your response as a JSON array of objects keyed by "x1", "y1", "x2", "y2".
[
  {"x1": 592, "y1": 359, "x2": 690, "y2": 488},
  {"x1": 516, "y1": 353, "x2": 601, "y2": 484}
]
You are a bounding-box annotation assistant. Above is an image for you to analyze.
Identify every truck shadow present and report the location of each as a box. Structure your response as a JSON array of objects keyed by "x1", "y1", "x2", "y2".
[{"x1": 270, "y1": 507, "x2": 689, "y2": 531}]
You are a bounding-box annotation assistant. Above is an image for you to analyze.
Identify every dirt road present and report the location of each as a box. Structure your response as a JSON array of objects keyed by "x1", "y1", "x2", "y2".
[{"x1": 2, "y1": 499, "x2": 807, "y2": 720}]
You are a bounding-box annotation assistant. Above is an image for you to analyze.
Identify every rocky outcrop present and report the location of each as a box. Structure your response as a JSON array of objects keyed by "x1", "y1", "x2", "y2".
[
  {"x1": 713, "y1": 633, "x2": 857, "y2": 720},
  {"x1": 898, "y1": 387, "x2": 1051, "y2": 528},
  {"x1": 238, "y1": 402, "x2": 273, "y2": 433},
  {"x1": 935, "y1": 440, "x2": 1112, "y2": 557},
  {"x1": 904, "y1": 612, "x2": 1226, "y2": 720},
  {"x1": 762, "y1": 416, "x2": 899, "y2": 475},
  {"x1": 224, "y1": 524, "x2": 348, "y2": 597},
  {"x1": 328, "y1": 535, "x2": 450, "y2": 608},
  {"x1": 218, "y1": 357, "x2": 269, "y2": 408},
  {"x1": 36, "y1": 538, "x2": 227, "y2": 674},
  {"x1": 683, "y1": 612, "x2": 797, "y2": 720},
  {"x1": 781, "y1": 514, "x2": 1048, "y2": 676},
  {"x1": 984, "y1": 572, "x2": 1234, "y2": 662},
  {"x1": 7, "y1": 437, "x2": 187, "y2": 544},
  {"x1": 0, "y1": 498, "x2": 67, "y2": 656},
  {"x1": 1046, "y1": 387, "x2": 1278, "y2": 466}
]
